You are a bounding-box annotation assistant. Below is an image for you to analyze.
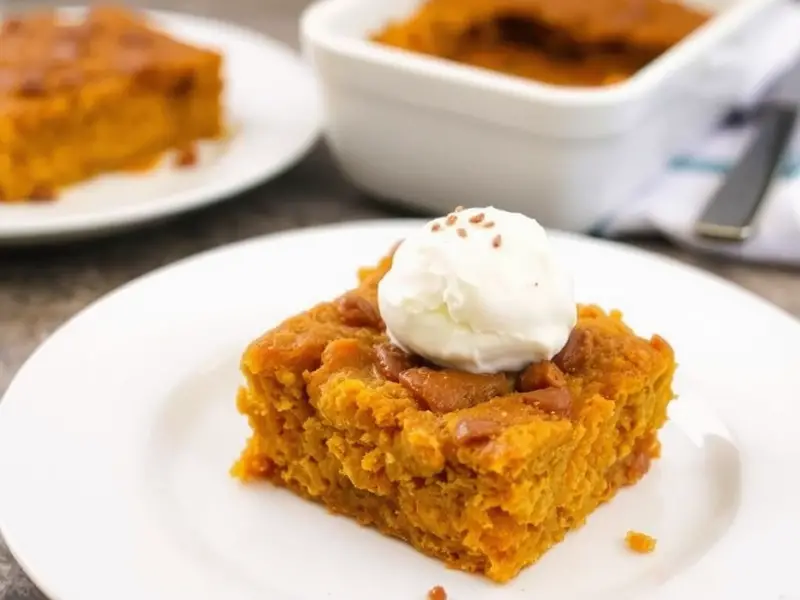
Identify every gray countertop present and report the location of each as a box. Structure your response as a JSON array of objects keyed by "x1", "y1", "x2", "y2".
[{"x1": 1, "y1": 0, "x2": 799, "y2": 597}]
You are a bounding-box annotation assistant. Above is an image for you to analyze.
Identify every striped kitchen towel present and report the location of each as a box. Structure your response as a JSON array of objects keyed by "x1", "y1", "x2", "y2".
[
  {"x1": 598, "y1": 3, "x2": 800, "y2": 266},
  {"x1": 600, "y1": 124, "x2": 800, "y2": 266}
]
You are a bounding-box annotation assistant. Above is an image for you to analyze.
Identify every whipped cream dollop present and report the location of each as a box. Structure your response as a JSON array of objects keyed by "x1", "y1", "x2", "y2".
[{"x1": 377, "y1": 207, "x2": 576, "y2": 374}]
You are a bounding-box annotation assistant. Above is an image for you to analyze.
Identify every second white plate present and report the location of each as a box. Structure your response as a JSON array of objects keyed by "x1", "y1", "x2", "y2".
[{"x1": 0, "y1": 9, "x2": 321, "y2": 245}]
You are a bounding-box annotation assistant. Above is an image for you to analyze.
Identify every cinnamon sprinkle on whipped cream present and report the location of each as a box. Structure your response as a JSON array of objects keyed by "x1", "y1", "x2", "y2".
[{"x1": 378, "y1": 207, "x2": 576, "y2": 373}]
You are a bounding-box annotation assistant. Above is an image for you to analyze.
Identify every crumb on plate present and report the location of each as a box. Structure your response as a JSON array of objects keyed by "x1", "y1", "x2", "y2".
[
  {"x1": 175, "y1": 145, "x2": 199, "y2": 168},
  {"x1": 427, "y1": 585, "x2": 447, "y2": 600},
  {"x1": 625, "y1": 530, "x2": 657, "y2": 554}
]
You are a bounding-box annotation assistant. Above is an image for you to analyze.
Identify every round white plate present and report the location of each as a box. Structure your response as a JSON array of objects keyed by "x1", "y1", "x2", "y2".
[
  {"x1": 1, "y1": 221, "x2": 799, "y2": 600},
  {"x1": 0, "y1": 9, "x2": 321, "y2": 245}
]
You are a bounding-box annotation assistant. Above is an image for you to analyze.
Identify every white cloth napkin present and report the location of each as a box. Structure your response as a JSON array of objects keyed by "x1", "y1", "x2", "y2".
[{"x1": 599, "y1": 4, "x2": 800, "y2": 266}]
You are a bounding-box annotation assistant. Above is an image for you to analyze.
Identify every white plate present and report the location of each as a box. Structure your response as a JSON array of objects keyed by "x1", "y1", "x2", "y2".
[
  {"x1": 0, "y1": 9, "x2": 321, "y2": 245},
  {"x1": 1, "y1": 221, "x2": 799, "y2": 600}
]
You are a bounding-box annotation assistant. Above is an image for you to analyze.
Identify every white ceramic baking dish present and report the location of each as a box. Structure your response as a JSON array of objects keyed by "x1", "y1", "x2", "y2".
[{"x1": 301, "y1": 0, "x2": 788, "y2": 231}]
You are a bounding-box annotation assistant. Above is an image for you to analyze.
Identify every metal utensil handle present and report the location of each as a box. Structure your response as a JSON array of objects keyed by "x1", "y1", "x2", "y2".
[{"x1": 694, "y1": 105, "x2": 797, "y2": 241}]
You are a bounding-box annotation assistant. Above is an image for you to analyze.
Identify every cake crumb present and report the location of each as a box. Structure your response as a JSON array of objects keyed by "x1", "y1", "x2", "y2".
[
  {"x1": 427, "y1": 585, "x2": 447, "y2": 600},
  {"x1": 445, "y1": 214, "x2": 457, "y2": 226},
  {"x1": 175, "y1": 145, "x2": 198, "y2": 168},
  {"x1": 28, "y1": 184, "x2": 56, "y2": 201},
  {"x1": 431, "y1": 223, "x2": 442, "y2": 232},
  {"x1": 457, "y1": 227, "x2": 467, "y2": 238},
  {"x1": 625, "y1": 530, "x2": 656, "y2": 554},
  {"x1": 492, "y1": 234, "x2": 502, "y2": 248}
]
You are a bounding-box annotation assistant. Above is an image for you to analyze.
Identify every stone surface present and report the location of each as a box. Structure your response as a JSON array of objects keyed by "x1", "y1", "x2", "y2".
[{"x1": 1, "y1": 0, "x2": 799, "y2": 598}]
